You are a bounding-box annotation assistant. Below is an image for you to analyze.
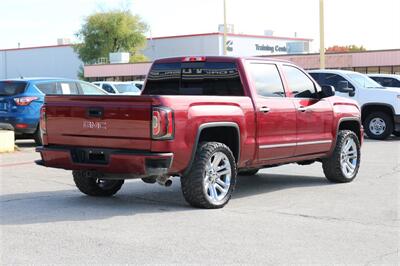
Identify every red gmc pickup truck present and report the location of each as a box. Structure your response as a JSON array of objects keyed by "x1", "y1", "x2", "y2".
[{"x1": 36, "y1": 56, "x2": 363, "y2": 209}]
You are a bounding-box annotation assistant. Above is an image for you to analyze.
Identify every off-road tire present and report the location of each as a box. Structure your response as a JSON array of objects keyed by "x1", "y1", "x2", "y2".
[
  {"x1": 181, "y1": 142, "x2": 237, "y2": 209},
  {"x1": 238, "y1": 169, "x2": 259, "y2": 176},
  {"x1": 322, "y1": 130, "x2": 360, "y2": 183},
  {"x1": 363, "y1": 111, "x2": 393, "y2": 140},
  {"x1": 73, "y1": 170, "x2": 124, "y2": 197}
]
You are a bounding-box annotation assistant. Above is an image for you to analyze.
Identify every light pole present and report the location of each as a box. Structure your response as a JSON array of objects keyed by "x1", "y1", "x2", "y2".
[
  {"x1": 223, "y1": 0, "x2": 227, "y2": 55},
  {"x1": 319, "y1": 0, "x2": 325, "y2": 69}
]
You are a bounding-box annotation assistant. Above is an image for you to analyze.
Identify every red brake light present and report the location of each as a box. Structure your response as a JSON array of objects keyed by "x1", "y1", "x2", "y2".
[
  {"x1": 182, "y1": 56, "x2": 206, "y2": 62},
  {"x1": 13, "y1": 96, "x2": 38, "y2": 106},
  {"x1": 40, "y1": 106, "x2": 47, "y2": 134},
  {"x1": 152, "y1": 107, "x2": 174, "y2": 139}
]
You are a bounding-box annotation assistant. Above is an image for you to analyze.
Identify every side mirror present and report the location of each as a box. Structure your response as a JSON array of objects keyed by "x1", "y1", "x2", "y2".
[
  {"x1": 320, "y1": 85, "x2": 335, "y2": 98},
  {"x1": 337, "y1": 81, "x2": 355, "y2": 96}
]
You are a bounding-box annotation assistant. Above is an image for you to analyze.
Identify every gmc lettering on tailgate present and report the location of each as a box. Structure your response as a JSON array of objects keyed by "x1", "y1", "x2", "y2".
[{"x1": 83, "y1": 121, "x2": 107, "y2": 130}]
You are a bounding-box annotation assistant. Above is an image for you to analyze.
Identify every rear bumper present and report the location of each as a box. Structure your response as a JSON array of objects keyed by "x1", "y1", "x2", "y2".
[
  {"x1": 0, "y1": 115, "x2": 38, "y2": 134},
  {"x1": 36, "y1": 146, "x2": 173, "y2": 178},
  {"x1": 394, "y1": 114, "x2": 400, "y2": 132}
]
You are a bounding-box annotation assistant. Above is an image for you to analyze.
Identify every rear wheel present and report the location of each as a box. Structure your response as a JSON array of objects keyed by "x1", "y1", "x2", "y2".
[
  {"x1": 322, "y1": 130, "x2": 360, "y2": 183},
  {"x1": 181, "y1": 142, "x2": 237, "y2": 209},
  {"x1": 33, "y1": 127, "x2": 43, "y2": 146},
  {"x1": 363, "y1": 112, "x2": 393, "y2": 140},
  {"x1": 73, "y1": 170, "x2": 124, "y2": 197}
]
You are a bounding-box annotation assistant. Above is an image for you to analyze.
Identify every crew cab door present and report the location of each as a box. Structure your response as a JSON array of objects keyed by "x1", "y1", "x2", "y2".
[
  {"x1": 282, "y1": 65, "x2": 334, "y2": 156},
  {"x1": 247, "y1": 62, "x2": 297, "y2": 161}
]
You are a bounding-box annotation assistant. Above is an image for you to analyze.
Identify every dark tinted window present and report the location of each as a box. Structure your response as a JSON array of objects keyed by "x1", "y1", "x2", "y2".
[
  {"x1": 282, "y1": 65, "x2": 317, "y2": 98},
  {"x1": 373, "y1": 77, "x2": 400, "y2": 87},
  {"x1": 248, "y1": 63, "x2": 285, "y2": 97},
  {"x1": 58, "y1": 82, "x2": 79, "y2": 94},
  {"x1": 322, "y1": 73, "x2": 354, "y2": 92},
  {"x1": 309, "y1": 73, "x2": 321, "y2": 83},
  {"x1": 0, "y1": 81, "x2": 27, "y2": 96},
  {"x1": 36, "y1": 82, "x2": 58, "y2": 94},
  {"x1": 102, "y1": 84, "x2": 115, "y2": 93},
  {"x1": 143, "y1": 62, "x2": 244, "y2": 96},
  {"x1": 134, "y1": 83, "x2": 143, "y2": 90}
]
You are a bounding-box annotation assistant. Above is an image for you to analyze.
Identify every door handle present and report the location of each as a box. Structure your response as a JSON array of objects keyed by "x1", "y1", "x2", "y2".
[{"x1": 259, "y1": 106, "x2": 270, "y2": 113}]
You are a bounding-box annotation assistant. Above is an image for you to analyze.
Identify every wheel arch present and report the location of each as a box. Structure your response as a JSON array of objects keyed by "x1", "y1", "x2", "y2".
[
  {"x1": 184, "y1": 122, "x2": 240, "y2": 174},
  {"x1": 329, "y1": 117, "x2": 362, "y2": 156},
  {"x1": 361, "y1": 103, "x2": 394, "y2": 122}
]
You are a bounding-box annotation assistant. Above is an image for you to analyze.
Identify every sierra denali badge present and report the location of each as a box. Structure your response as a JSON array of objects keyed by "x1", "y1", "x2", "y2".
[{"x1": 83, "y1": 121, "x2": 107, "y2": 130}]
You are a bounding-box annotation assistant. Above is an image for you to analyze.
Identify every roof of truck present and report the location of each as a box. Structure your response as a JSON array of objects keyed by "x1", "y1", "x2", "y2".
[{"x1": 154, "y1": 56, "x2": 291, "y2": 64}]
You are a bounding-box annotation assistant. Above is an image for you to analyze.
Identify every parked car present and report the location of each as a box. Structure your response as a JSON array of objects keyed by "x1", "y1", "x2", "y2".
[
  {"x1": 0, "y1": 78, "x2": 107, "y2": 145},
  {"x1": 367, "y1": 74, "x2": 400, "y2": 88},
  {"x1": 309, "y1": 70, "x2": 400, "y2": 139},
  {"x1": 92, "y1": 81, "x2": 141, "y2": 95},
  {"x1": 37, "y1": 56, "x2": 363, "y2": 209}
]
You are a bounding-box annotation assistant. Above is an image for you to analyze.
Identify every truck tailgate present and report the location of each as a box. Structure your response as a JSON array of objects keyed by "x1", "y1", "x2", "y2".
[{"x1": 44, "y1": 95, "x2": 153, "y2": 150}]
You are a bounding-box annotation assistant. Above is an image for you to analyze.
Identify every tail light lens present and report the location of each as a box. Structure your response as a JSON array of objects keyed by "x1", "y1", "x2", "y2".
[
  {"x1": 152, "y1": 107, "x2": 174, "y2": 140},
  {"x1": 182, "y1": 56, "x2": 206, "y2": 62},
  {"x1": 13, "y1": 96, "x2": 38, "y2": 106},
  {"x1": 40, "y1": 106, "x2": 47, "y2": 134}
]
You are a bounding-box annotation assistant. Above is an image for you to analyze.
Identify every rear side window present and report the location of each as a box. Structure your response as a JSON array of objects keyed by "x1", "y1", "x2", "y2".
[
  {"x1": 0, "y1": 81, "x2": 27, "y2": 96},
  {"x1": 143, "y1": 62, "x2": 244, "y2": 96},
  {"x1": 379, "y1": 77, "x2": 400, "y2": 87},
  {"x1": 248, "y1": 63, "x2": 285, "y2": 97},
  {"x1": 36, "y1": 82, "x2": 58, "y2": 94},
  {"x1": 79, "y1": 82, "x2": 107, "y2": 95},
  {"x1": 58, "y1": 82, "x2": 79, "y2": 94},
  {"x1": 282, "y1": 65, "x2": 317, "y2": 98}
]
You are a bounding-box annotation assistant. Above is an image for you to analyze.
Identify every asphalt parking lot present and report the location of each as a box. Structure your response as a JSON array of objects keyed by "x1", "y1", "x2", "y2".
[{"x1": 1, "y1": 138, "x2": 399, "y2": 265}]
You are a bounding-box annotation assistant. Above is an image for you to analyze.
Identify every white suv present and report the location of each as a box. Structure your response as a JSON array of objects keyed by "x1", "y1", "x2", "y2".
[
  {"x1": 92, "y1": 82, "x2": 141, "y2": 95},
  {"x1": 309, "y1": 70, "x2": 400, "y2": 139}
]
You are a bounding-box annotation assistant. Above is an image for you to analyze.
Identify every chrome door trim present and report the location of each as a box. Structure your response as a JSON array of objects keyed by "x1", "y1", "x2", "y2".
[{"x1": 259, "y1": 140, "x2": 331, "y2": 149}]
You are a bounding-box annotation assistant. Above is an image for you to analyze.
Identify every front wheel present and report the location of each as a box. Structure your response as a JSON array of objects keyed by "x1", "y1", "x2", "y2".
[
  {"x1": 363, "y1": 112, "x2": 393, "y2": 140},
  {"x1": 73, "y1": 170, "x2": 124, "y2": 197},
  {"x1": 181, "y1": 142, "x2": 237, "y2": 209},
  {"x1": 322, "y1": 130, "x2": 360, "y2": 183}
]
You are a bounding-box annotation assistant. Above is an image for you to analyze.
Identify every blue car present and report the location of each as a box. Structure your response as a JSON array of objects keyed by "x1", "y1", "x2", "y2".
[{"x1": 0, "y1": 78, "x2": 107, "y2": 145}]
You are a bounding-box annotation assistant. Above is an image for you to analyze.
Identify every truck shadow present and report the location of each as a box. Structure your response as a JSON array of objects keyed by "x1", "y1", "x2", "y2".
[{"x1": 0, "y1": 173, "x2": 330, "y2": 225}]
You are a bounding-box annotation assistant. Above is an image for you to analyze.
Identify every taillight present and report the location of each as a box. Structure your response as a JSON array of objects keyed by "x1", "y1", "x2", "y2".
[
  {"x1": 13, "y1": 96, "x2": 38, "y2": 106},
  {"x1": 40, "y1": 106, "x2": 47, "y2": 134},
  {"x1": 152, "y1": 107, "x2": 174, "y2": 140},
  {"x1": 182, "y1": 56, "x2": 206, "y2": 62}
]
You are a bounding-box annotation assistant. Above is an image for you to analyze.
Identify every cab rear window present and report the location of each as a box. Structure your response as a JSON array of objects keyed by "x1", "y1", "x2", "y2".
[
  {"x1": 142, "y1": 62, "x2": 244, "y2": 96},
  {"x1": 0, "y1": 81, "x2": 27, "y2": 96}
]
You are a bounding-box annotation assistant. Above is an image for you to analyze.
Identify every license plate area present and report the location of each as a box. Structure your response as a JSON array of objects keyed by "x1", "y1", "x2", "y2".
[
  {"x1": 0, "y1": 102, "x2": 7, "y2": 111},
  {"x1": 71, "y1": 148, "x2": 109, "y2": 165}
]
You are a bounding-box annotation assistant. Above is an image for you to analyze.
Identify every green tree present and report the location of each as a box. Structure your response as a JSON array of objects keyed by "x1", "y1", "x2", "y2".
[{"x1": 74, "y1": 10, "x2": 148, "y2": 64}]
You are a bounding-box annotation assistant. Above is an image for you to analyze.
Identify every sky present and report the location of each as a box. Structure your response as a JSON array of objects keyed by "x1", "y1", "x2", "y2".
[{"x1": 0, "y1": 0, "x2": 399, "y2": 52}]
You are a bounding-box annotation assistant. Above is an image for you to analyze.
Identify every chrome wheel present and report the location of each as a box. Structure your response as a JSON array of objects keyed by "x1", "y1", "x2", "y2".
[
  {"x1": 369, "y1": 118, "x2": 386, "y2": 136},
  {"x1": 340, "y1": 138, "x2": 358, "y2": 178},
  {"x1": 203, "y1": 152, "x2": 232, "y2": 203}
]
